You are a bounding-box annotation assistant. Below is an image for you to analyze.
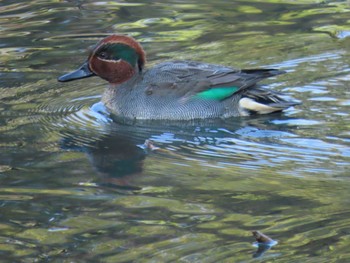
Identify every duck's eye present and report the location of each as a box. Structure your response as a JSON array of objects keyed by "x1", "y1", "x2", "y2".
[{"x1": 98, "y1": 52, "x2": 108, "y2": 59}]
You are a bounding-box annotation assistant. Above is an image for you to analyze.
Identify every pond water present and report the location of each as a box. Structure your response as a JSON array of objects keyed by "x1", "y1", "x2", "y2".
[{"x1": 1, "y1": 0, "x2": 350, "y2": 262}]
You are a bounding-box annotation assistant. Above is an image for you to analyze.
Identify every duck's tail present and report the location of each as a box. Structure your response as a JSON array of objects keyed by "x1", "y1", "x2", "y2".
[{"x1": 239, "y1": 87, "x2": 301, "y2": 115}]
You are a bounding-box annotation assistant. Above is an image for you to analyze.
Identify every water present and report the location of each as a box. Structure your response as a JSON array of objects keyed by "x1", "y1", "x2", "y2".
[{"x1": 1, "y1": 0, "x2": 350, "y2": 262}]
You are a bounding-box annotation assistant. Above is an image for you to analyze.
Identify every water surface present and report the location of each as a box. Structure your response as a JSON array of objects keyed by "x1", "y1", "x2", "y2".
[{"x1": 1, "y1": 0, "x2": 350, "y2": 262}]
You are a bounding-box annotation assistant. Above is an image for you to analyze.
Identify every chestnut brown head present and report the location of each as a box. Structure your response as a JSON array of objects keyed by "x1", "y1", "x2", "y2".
[{"x1": 58, "y1": 35, "x2": 146, "y2": 84}]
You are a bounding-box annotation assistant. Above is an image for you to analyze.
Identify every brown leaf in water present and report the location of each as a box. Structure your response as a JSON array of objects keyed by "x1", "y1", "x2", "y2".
[
  {"x1": 251, "y1": 230, "x2": 277, "y2": 258},
  {"x1": 252, "y1": 230, "x2": 274, "y2": 243}
]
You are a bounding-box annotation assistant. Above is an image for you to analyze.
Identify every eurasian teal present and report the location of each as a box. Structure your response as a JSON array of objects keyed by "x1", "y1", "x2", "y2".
[{"x1": 58, "y1": 35, "x2": 300, "y2": 121}]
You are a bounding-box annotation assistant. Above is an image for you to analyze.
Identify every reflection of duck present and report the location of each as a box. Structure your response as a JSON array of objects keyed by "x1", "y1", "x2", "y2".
[
  {"x1": 60, "y1": 118, "x2": 186, "y2": 189},
  {"x1": 61, "y1": 132, "x2": 149, "y2": 189},
  {"x1": 87, "y1": 136, "x2": 145, "y2": 178},
  {"x1": 58, "y1": 35, "x2": 300, "y2": 121}
]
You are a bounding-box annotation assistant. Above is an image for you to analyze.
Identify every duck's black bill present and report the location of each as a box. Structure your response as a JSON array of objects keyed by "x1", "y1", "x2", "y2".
[{"x1": 58, "y1": 62, "x2": 95, "y2": 82}]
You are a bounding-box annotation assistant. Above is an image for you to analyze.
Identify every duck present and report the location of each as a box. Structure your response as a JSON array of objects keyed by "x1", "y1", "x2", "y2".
[{"x1": 58, "y1": 34, "x2": 300, "y2": 121}]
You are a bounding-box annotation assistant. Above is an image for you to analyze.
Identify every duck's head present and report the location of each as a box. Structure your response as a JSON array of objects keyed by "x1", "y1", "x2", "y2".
[{"x1": 58, "y1": 35, "x2": 146, "y2": 84}]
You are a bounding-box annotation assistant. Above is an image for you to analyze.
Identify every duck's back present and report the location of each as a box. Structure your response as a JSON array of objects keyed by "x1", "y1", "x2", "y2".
[{"x1": 144, "y1": 60, "x2": 238, "y2": 82}]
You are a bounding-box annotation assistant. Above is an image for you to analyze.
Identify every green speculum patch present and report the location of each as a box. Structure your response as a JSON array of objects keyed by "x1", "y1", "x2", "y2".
[{"x1": 195, "y1": 86, "x2": 239, "y2": 100}]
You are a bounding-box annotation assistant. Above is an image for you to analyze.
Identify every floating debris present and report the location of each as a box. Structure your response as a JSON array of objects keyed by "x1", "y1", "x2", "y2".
[
  {"x1": 143, "y1": 139, "x2": 160, "y2": 151},
  {"x1": 0, "y1": 165, "x2": 16, "y2": 173},
  {"x1": 252, "y1": 230, "x2": 278, "y2": 258},
  {"x1": 141, "y1": 140, "x2": 184, "y2": 158}
]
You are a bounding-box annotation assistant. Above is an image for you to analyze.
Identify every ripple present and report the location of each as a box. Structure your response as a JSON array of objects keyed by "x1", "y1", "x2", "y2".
[
  {"x1": 270, "y1": 119, "x2": 322, "y2": 126},
  {"x1": 270, "y1": 51, "x2": 344, "y2": 70},
  {"x1": 43, "y1": 102, "x2": 113, "y2": 148},
  {"x1": 314, "y1": 25, "x2": 350, "y2": 39}
]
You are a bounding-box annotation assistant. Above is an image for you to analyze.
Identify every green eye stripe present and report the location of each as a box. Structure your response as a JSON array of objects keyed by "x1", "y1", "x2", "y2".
[{"x1": 97, "y1": 43, "x2": 138, "y2": 66}]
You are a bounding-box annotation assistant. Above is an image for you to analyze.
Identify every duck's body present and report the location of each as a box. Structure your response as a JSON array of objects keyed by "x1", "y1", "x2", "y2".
[
  {"x1": 101, "y1": 60, "x2": 295, "y2": 120},
  {"x1": 58, "y1": 35, "x2": 300, "y2": 121}
]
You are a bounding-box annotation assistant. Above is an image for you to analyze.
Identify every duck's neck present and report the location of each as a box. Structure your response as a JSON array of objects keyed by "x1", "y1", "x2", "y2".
[
  {"x1": 102, "y1": 69, "x2": 143, "y2": 110},
  {"x1": 101, "y1": 69, "x2": 142, "y2": 116},
  {"x1": 109, "y1": 66, "x2": 142, "y2": 90}
]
